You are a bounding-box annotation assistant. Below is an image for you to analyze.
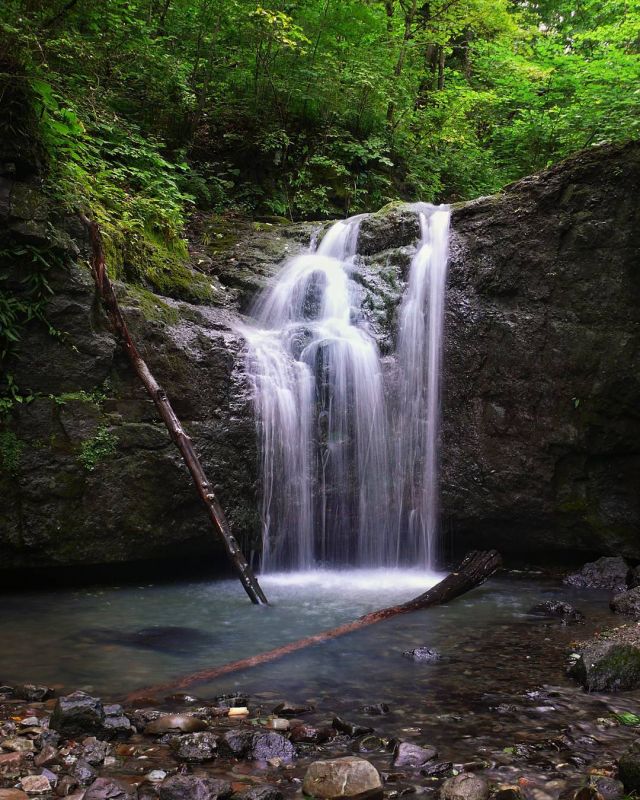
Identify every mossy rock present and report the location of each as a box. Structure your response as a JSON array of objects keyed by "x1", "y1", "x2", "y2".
[{"x1": 570, "y1": 627, "x2": 640, "y2": 691}]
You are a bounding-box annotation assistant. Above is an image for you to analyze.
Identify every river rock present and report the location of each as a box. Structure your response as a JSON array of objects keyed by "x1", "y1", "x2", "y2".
[
  {"x1": 1, "y1": 737, "x2": 34, "y2": 753},
  {"x1": 290, "y1": 723, "x2": 332, "y2": 744},
  {"x1": 73, "y1": 758, "x2": 97, "y2": 784},
  {"x1": 618, "y1": 740, "x2": 640, "y2": 792},
  {"x1": 402, "y1": 648, "x2": 441, "y2": 663},
  {"x1": 441, "y1": 774, "x2": 489, "y2": 800},
  {"x1": 239, "y1": 787, "x2": 283, "y2": 800},
  {"x1": 85, "y1": 778, "x2": 137, "y2": 800},
  {"x1": 564, "y1": 557, "x2": 629, "y2": 591},
  {"x1": 333, "y1": 718, "x2": 374, "y2": 738},
  {"x1": 422, "y1": 762, "x2": 453, "y2": 778},
  {"x1": 20, "y1": 776, "x2": 52, "y2": 795},
  {"x1": 56, "y1": 776, "x2": 80, "y2": 797},
  {"x1": 569, "y1": 626, "x2": 640, "y2": 691},
  {"x1": 0, "y1": 752, "x2": 23, "y2": 776},
  {"x1": 362, "y1": 704, "x2": 389, "y2": 716},
  {"x1": 272, "y1": 701, "x2": 314, "y2": 717},
  {"x1": 159, "y1": 775, "x2": 232, "y2": 800},
  {"x1": 250, "y1": 731, "x2": 295, "y2": 762},
  {"x1": 392, "y1": 742, "x2": 437, "y2": 768},
  {"x1": 302, "y1": 757, "x2": 383, "y2": 799},
  {"x1": 15, "y1": 686, "x2": 53, "y2": 702},
  {"x1": 101, "y1": 704, "x2": 134, "y2": 738},
  {"x1": 528, "y1": 600, "x2": 585, "y2": 624},
  {"x1": 218, "y1": 729, "x2": 255, "y2": 757},
  {"x1": 174, "y1": 731, "x2": 218, "y2": 761},
  {"x1": 144, "y1": 714, "x2": 208, "y2": 735},
  {"x1": 81, "y1": 738, "x2": 110, "y2": 765},
  {"x1": 587, "y1": 777, "x2": 624, "y2": 800},
  {"x1": 50, "y1": 692, "x2": 105, "y2": 738},
  {"x1": 610, "y1": 587, "x2": 640, "y2": 617}
]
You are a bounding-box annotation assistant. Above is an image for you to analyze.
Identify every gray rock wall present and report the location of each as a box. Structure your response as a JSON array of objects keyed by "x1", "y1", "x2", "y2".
[{"x1": 1, "y1": 141, "x2": 638, "y2": 570}]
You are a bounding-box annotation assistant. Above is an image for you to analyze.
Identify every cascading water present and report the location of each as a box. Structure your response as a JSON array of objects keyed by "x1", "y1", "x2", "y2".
[{"x1": 240, "y1": 204, "x2": 450, "y2": 572}]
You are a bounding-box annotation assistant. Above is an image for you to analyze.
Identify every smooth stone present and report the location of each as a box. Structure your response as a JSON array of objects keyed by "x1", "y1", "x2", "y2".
[
  {"x1": 303, "y1": 756, "x2": 383, "y2": 799},
  {"x1": 441, "y1": 773, "x2": 489, "y2": 800},
  {"x1": 272, "y1": 701, "x2": 314, "y2": 717},
  {"x1": 402, "y1": 648, "x2": 441, "y2": 663},
  {"x1": 159, "y1": 775, "x2": 232, "y2": 800},
  {"x1": 20, "y1": 776, "x2": 51, "y2": 795},
  {"x1": 528, "y1": 601, "x2": 585, "y2": 624},
  {"x1": 265, "y1": 718, "x2": 290, "y2": 731},
  {"x1": 393, "y1": 742, "x2": 437, "y2": 768},
  {"x1": 145, "y1": 772, "x2": 167, "y2": 783},
  {"x1": 174, "y1": 731, "x2": 218, "y2": 762},
  {"x1": 85, "y1": 778, "x2": 136, "y2": 800},
  {"x1": 145, "y1": 714, "x2": 208, "y2": 735},
  {"x1": 228, "y1": 708, "x2": 249, "y2": 717}
]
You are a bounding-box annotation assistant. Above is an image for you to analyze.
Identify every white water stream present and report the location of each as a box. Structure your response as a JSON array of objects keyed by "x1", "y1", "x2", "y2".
[{"x1": 240, "y1": 204, "x2": 450, "y2": 571}]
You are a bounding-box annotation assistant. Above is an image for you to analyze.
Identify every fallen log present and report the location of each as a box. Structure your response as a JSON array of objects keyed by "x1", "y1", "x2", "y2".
[
  {"x1": 125, "y1": 549, "x2": 501, "y2": 702},
  {"x1": 80, "y1": 214, "x2": 268, "y2": 607}
]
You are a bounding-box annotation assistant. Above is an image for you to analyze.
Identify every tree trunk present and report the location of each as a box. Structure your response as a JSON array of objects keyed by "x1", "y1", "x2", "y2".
[
  {"x1": 80, "y1": 214, "x2": 268, "y2": 607},
  {"x1": 125, "y1": 549, "x2": 502, "y2": 701}
]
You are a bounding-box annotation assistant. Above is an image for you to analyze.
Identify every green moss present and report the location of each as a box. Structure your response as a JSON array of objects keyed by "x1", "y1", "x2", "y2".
[
  {"x1": 0, "y1": 430, "x2": 23, "y2": 476},
  {"x1": 78, "y1": 426, "x2": 118, "y2": 471},
  {"x1": 200, "y1": 214, "x2": 241, "y2": 253},
  {"x1": 50, "y1": 386, "x2": 108, "y2": 408},
  {"x1": 125, "y1": 285, "x2": 179, "y2": 325}
]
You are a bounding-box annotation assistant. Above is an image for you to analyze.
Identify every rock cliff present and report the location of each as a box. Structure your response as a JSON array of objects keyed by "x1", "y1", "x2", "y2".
[{"x1": 1, "y1": 141, "x2": 638, "y2": 571}]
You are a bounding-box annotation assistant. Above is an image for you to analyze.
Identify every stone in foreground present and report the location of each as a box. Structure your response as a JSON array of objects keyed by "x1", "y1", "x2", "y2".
[
  {"x1": 569, "y1": 625, "x2": 640, "y2": 691},
  {"x1": 441, "y1": 773, "x2": 489, "y2": 800},
  {"x1": 303, "y1": 757, "x2": 383, "y2": 799}
]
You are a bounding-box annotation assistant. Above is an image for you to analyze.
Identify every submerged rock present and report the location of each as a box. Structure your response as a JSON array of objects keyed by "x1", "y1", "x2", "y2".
[
  {"x1": 145, "y1": 714, "x2": 208, "y2": 735},
  {"x1": 610, "y1": 587, "x2": 640, "y2": 617},
  {"x1": 564, "y1": 557, "x2": 629, "y2": 592},
  {"x1": 333, "y1": 718, "x2": 374, "y2": 738},
  {"x1": 173, "y1": 731, "x2": 218, "y2": 761},
  {"x1": 440, "y1": 774, "x2": 489, "y2": 800},
  {"x1": 272, "y1": 701, "x2": 314, "y2": 717},
  {"x1": 392, "y1": 742, "x2": 437, "y2": 768},
  {"x1": 569, "y1": 626, "x2": 640, "y2": 691},
  {"x1": 402, "y1": 648, "x2": 441, "y2": 663},
  {"x1": 159, "y1": 776, "x2": 232, "y2": 800},
  {"x1": 528, "y1": 600, "x2": 585, "y2": 624},
  {"x1": 302, "y1": 756, "x2": 383, "y2": 799}
]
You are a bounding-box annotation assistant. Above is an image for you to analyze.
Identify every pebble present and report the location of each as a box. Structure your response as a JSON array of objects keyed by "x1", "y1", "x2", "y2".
[{"x1": 20, "y1": 776, "x2": 52, "y2": 794}]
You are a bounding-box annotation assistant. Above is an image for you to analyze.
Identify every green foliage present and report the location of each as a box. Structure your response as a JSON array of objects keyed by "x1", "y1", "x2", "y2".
[
  {"x1": 614, "y1": 711, "x2": 640, "y2": 726},
  {"x1": 0, "y1": 430, "x2": 23, "y2": 476},
  {"x1": 78, "y1": 426, "x2": 118, "y2": 472},
  {"x1": 1, "y1": 0, "x2": 638, "y2": 221}
]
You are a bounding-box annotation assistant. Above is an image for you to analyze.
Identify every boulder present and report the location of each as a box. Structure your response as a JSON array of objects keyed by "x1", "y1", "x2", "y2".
[
  {"x1": 159, "y1": 776, "x2": 232, "y2": 800},
  {"x1": 564, "y1": 557, "x2": 629, "y2": 592},
  {"x1": 618, "y1": 740, "x2": 640, "y2": 792},
  {"x1": 174, "y1": 731, "x2": 218, "y2": 761},
  {"x1": 610, "y1": 587, "x2": 640, "y2": 617},
  {"x1": 302, "y1": 757, "x2": 383, "y2": 799},
  {"x1": 528, "y1": 600, "x2": 585, "y2": 624},
  {"x1": 569, "y1": 626, "x2": 640, "y2": 691},
  {"x1": 49, "y1": 692, "x2": 106, "y2": 739},
  {"x1": 441, "y1": 774, "x2": 489, "y2": 800},
  {"x1": 392, "y1": 742, "x2": 437, "y2": 768}
]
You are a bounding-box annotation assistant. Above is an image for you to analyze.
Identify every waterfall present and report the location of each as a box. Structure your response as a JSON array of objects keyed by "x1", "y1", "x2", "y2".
[{"x1": 240, "y1": 204, "x2": 450, "y2": 571}]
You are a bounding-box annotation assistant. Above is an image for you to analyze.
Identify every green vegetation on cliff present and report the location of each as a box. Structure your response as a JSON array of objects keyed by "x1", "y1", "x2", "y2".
[{"x1": 1, "y1": 0, "x2": 638, "y2": 224}]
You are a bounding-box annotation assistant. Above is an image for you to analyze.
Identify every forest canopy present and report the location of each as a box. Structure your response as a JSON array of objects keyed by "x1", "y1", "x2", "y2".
[{"x1": 1, "y1": 0, "x2": 639, "y2": 228}]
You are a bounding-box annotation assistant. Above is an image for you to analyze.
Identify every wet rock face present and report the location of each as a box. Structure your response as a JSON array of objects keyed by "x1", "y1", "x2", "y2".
[
  {"x1": 440, "y1": 142, "x2": 640, "y2": 559},
  {"x1": 2, "y1": 141, "x2": 639, "y2": 569}
]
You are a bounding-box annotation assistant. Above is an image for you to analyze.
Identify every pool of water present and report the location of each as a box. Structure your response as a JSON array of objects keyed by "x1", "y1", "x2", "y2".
[{"x1": 2, "y1": 568, "x2": 639, "y2": 785}]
